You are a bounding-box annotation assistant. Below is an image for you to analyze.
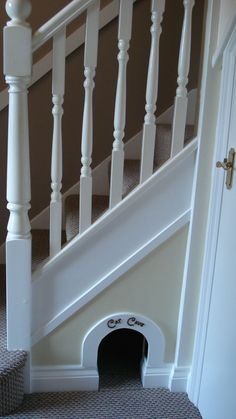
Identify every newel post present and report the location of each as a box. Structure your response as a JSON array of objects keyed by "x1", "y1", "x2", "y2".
[{"x1": 4, "y1": 0, "x2": 32, "y2": 371}]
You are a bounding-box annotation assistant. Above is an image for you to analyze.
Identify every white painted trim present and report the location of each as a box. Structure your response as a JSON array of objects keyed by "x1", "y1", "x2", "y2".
[
  {"x1": 31, "y1": 209, "x2": 190, "y2": 345},
  {"x1": 169, "y1": 366, "x2": 191, "y2": 392},
  {"x1": 188, "y1": 18, "x2": 236, "y2": 405},
  {"x1": 0, "y1": 0, "x2": 120, "y2": 112},
  {"x1": 82, "y1": 313, "x2": 165, "y2": 368},
  {"x1": 141, "y1": 359, "x2": 173, "y2": 389},
  {"x1": 81, "y1": 312, "x2": 171, "y2": 390},
  {"x1": 0, "y1": 108, "x2": 142, "y2": 265},
  {"x1": 32, "y1": 137, "x2": 197, "y2": 275},
  {"x1": 31, "y1": 365, "x2": 99, "y2": 392},
  {"x1": 212, "y1": 11, "x2": 236, "y2": 68},
  {"x1": 170, "y1": 0, "x2": 221, "y2": 393},
  {"x1": 32, "y1": 0, "x2": 95, "y2": 50},
  {"x1": 31, "y1": 130, "x2": 142, "y2": 229},
  {"x1": 0, "y1": 89, "x2": 197, "y2": 265},
  {"x1": 31, "y1": 363, "x2": 173, "y2": 393},
  {"x1": 31, "y1": 139, "x2": 196, "y2": 344},
  {"x1": 32, "y1": 88, "x2": 196, "y2": 224},
  {"x1": 32, "y1": 312, "x2": 172, "y2": 392}
]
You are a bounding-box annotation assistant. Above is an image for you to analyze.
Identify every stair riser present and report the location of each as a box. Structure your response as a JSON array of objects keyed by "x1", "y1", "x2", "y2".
[{"x1": 0, "y1": 366, "x2": 25, "y2": 416}]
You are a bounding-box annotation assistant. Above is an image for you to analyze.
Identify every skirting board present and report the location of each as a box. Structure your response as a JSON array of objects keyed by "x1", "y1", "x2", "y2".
[
  {"x1": 32, "y1": 363, "x2": 178, "y2": 393},
  {"x1": 169, "y1": 366, "x2": 191, "y2": 392},
  {"x1": 141, "y1": 359, "x2": 173, "y2": 389},
  {"x1": 31, "y1": 365, "x2": 99, "y2": 393}
]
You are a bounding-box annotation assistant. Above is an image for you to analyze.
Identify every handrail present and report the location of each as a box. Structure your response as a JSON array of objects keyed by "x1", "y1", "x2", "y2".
[{"x1": 32, "y1": 0, "x2": 95, "y2": 52}]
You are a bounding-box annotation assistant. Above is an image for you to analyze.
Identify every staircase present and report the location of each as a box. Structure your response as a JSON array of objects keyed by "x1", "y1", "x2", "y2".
[{"x1": 1, "y1": 0, "x2": 203, "y2": 415}]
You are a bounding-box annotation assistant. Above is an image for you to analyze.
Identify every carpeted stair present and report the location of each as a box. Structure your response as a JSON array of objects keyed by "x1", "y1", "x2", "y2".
[
  {"x1": 1, "y1": 324, "x2": 202, "y2": 418},
  {"x1": 0, "y1": 123, "x2": 194, "y2": 416},
  {"x1": 0, "y1": 266, "x2": 27, "y2": 416}
]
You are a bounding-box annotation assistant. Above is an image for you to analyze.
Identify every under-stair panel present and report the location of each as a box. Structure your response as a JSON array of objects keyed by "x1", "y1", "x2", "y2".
[
  {"x1": 32, "y1": 224, "x2": 189, "y2": 392},
  {"x1": 32, "y1": 141, "x2": 197, "y2": 344}
]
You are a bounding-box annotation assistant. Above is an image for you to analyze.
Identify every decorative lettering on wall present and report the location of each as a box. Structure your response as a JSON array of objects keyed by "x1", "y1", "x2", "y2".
[
  {"x1": 107, "y1": 316, "x2": 145, "y2": 329},
  {"x1": 107, "y1": 318, "x2": 122, "y2": 329},
  {"x1": 127, "y1": 317, "x2": 145, "y2": 327}
]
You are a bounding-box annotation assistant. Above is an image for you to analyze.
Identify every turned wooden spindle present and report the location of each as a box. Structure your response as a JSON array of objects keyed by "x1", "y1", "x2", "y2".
[
  {"x1": 171, "y1": 0, "x2": 195, "y2": 158},
  {"x1": 79, "y1": 1, "x2": 100, "y2": 233},
  {"x1": 109, "y1": 0, "x2": 133, "y2": 209},
  {"x1": 140, "y1": 0, "x2": 165, "y2": 184},
  {"x1": 50, "y1": 29, "x2": 66, "y2": 257}
]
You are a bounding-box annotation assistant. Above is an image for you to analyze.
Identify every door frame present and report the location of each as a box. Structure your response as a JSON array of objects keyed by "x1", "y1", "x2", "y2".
[{"x1": 188, "y1": 21, "x2": 236, "y2": 405}]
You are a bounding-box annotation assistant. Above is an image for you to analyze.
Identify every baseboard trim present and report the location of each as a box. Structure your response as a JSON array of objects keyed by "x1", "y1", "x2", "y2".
[
  {"x1": 141, "y1": 359, "x2": 173, "y2": 388},
  {"x1": 32, "y1": 362, "x2": 175, "y2": 392},
  {"x1": 31, "y1": 365, "x2": 99, "y2": 393},
  {"x1": 169, "y1": 366, "x2": 191, "y2": 392}
]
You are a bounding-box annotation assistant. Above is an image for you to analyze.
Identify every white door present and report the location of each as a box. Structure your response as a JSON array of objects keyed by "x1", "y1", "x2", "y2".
[{"x1": 198, "y1": 50, "x2": 236, "y2": 419}]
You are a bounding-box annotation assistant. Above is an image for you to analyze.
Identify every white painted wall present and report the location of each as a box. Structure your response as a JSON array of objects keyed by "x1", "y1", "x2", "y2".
[
  {"x1": 32, "y1": 226, "x2": 188, "y2": 366},
  {"x1": 217, "y1": 0, "x2": 236, "y2": 46}
]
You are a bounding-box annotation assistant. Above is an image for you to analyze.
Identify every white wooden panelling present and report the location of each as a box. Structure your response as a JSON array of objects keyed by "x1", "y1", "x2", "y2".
[
  {"x1": 50, "y1": 29, "x2": 66, "y2": 257},
  {"x1": 140, "y1": 0, "x2": 165, "y2": 183},
  {"x1": 79, "y1": 1, "x2": 100, "y2": 233},
  {"x1": 32, "y1": 210, "x2": 190, "y2": 345},
  {"x1": 31, "y1": 140, "x2": 197, "y2": 344},
  {"x1": 109, "y1": 0, "x2": 133, "y2": 208},
  {"x1": 171, "y1": 0, "x2": 195, "y2": 158}
]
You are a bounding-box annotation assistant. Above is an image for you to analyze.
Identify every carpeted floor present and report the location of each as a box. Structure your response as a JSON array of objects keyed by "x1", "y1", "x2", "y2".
[
  {"x1": 1, "y1": 387, "x2": 202, "y2": 419},
  {"x1": 1, "y1": 329, "x2": 202, "y2": 419}
]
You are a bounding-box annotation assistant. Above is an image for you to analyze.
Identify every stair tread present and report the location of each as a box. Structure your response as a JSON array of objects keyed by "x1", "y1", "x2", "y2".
[
  {"x1": 0, "y1": 349, "x2": 27, "y2": 373},
  {"x1": 154, "y1": 123, "x2": 194, "y2": 168},
  {"x1": 32, "y1": 229, "x2": 66, "y2": 270},
  {"x1": 122, "y1": 159, "x2": 140, "y2": 197},
  {"x1": 65, "y1": 195, "x2": 109, "y2": 241}
]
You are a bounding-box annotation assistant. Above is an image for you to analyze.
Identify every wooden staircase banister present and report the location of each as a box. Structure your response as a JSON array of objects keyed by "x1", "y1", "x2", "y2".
[
  {"x1": 3, "y1": 0, "x2": 201, "y2": 374},
  {"x1": 32, "y1": 0, "x2": 95, "y2": 52}
]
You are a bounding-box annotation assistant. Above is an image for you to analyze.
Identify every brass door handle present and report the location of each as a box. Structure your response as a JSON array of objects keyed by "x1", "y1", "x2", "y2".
[
  {"x1": 216, "y1": 159, "x2": 233, "y2": 170},
  {"x1": 216, "y1": 148, "x2": 235, "y2": 189}
]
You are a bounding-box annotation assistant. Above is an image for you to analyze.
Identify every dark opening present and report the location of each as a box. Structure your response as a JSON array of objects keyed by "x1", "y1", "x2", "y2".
[{"x1": 97, "y1": 328, "x2": 147, "y2": 390}]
